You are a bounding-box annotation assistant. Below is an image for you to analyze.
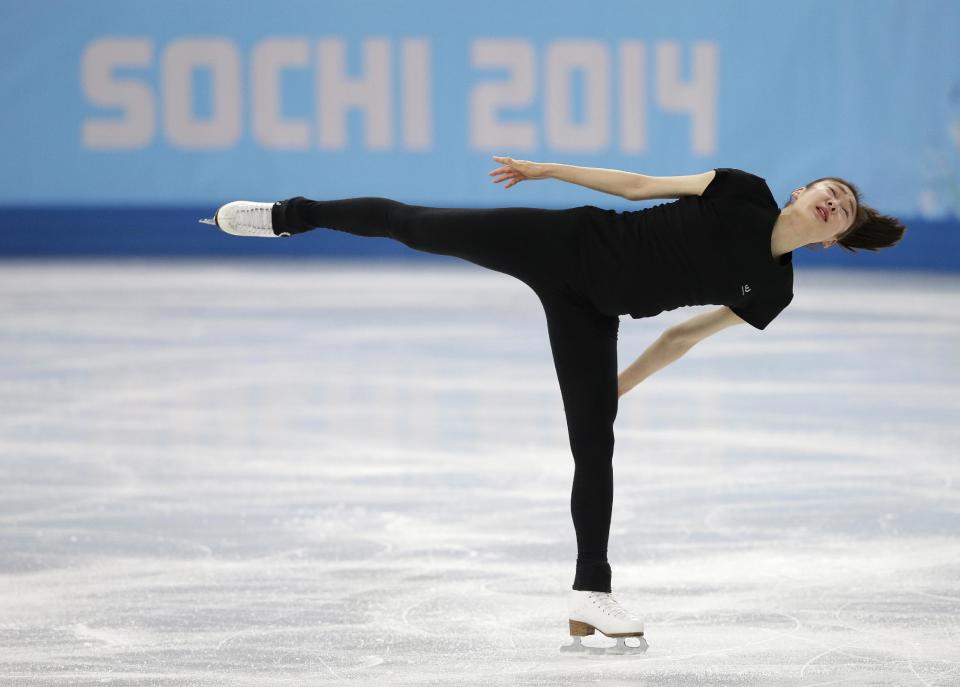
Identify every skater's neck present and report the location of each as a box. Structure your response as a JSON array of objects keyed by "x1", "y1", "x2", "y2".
[{"x1": 771, "y1": 209, "x2": 812, "y2": 258}]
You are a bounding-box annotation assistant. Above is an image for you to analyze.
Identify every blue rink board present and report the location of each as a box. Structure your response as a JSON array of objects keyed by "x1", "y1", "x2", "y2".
[{"x1": 0, "y1": 206, "x2": 954, "y2": 271}]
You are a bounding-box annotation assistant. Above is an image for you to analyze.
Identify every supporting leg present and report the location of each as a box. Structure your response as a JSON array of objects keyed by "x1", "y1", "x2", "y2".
[{"x1": 537, "y1": 288, "x2": 620, "y2": 593}]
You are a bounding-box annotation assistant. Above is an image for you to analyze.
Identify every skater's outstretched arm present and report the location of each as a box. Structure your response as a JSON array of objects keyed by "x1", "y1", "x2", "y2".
[
  {"x1": 617, "y1": 306, "x2": 744, "y2": 397},
  {"x1": 489, "y1": 156, "x2": 715, "y2": 201}
]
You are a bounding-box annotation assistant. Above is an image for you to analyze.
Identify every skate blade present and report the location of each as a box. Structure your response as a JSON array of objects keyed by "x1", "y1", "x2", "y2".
[
  {"x1": 605, "y1": 636, "x2": 649, "y2": 655},
  {"x1": 560, "y1": 635, "x2": 648, "y2": 656},
  {"x1": 560, "y1": 637, "x2": 606, "y2": 655},
  {"x1": 198, "y1": 217, "x2": 217, "y2": 226}
]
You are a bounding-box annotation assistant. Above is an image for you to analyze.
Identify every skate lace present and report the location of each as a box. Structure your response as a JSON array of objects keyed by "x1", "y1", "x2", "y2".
[
  {"x1": 238, "y1": 206, "x2": 270, "y2": 228},
  {"x1": 588, "y1": 592, "x2": 636, "y2": 620}
]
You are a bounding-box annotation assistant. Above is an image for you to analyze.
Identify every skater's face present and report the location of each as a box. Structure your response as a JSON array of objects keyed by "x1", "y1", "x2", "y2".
[{"x1": 788, "y1": 180, "x2": 857, "y2": 248}]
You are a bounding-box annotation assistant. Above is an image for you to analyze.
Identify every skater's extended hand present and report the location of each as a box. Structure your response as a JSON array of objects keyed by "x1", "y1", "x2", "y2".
[{"x1": 489, "y1": 156, "x2": 548, "y2": 189}]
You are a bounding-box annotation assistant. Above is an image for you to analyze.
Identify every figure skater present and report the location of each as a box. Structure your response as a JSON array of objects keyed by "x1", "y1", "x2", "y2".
[{"x1": 201, "y1": 158, "x2": 906, "y2": 654}]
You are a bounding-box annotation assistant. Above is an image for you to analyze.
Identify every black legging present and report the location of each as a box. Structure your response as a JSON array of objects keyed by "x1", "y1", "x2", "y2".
[{"x1": 274, "y1": 196, "x2": 619, "y2": 592}]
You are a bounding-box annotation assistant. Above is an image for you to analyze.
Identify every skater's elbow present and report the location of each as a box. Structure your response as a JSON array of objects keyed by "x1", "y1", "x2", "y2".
[{"x1": 627, "y1": 171, "x2": 717, "y2": 201}]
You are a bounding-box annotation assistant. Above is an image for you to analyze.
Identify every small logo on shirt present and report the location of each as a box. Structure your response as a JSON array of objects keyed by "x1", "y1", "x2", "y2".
[{"x1": 741, "y1": 284, "x2": 752, "y2": 295}]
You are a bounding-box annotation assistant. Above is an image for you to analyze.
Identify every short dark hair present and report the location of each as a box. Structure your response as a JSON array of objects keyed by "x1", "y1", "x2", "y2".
[{"x1": 786, "y1": 176, "x2": 908, "y2": 252}]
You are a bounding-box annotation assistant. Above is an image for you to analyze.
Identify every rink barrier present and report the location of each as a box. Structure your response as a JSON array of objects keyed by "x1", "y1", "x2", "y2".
[{"x1": 0, "y1": 205, "x2": 957, "y2": 271}]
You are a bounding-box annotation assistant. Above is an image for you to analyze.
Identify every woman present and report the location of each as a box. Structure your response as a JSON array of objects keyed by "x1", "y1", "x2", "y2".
[{"x1": 202, "y1": 158, "x2": 906, "y2": 654}]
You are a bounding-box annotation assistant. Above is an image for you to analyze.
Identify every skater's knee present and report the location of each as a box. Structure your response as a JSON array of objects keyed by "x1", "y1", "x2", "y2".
[
  {"x1": 382, "y1": 200, "x2": 427, "y2": 245},
  {"x1": 567, "y1": 426, "x2": 615, "y2": 466},
  {"x1": 565, "y1": 408, "x2": 615, "y2": 443}
]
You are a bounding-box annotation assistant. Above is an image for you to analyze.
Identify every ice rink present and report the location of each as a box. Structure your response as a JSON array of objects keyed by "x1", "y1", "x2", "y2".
[{"x1": 1, "y1": 260, "x2": 958, "y2": 686}]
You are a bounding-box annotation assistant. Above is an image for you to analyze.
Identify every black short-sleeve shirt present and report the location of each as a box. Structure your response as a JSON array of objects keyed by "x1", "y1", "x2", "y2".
[{"x1": 578, "y1": 168, "x2": 794, "y2": 330}]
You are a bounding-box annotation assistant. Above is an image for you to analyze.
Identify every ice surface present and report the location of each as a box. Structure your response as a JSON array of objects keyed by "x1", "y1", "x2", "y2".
[{"x1": 0, "y1": 260, "x2": 958, "y2": 686}]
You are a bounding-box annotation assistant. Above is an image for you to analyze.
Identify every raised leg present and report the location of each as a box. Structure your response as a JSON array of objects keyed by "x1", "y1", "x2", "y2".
[{"x1": 274, "y1": 196, "x2": 587, "y2": 289}]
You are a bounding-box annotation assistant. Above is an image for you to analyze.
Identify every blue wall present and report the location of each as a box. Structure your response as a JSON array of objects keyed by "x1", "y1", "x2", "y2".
[{"x1": 1, "y1": 0, "x2": 957, "y2": 267}]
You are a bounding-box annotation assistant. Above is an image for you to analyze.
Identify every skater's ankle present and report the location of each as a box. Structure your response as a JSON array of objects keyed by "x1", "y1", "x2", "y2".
[
  {"x1": 573, "y1": 558, "x2": 611, "y2": 592},
  {"x1": 272, "y1": 197, "x2": 313, "y2": 235}
]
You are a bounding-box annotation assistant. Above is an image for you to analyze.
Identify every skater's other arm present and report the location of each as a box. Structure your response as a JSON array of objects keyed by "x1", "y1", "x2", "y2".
[
  {"x1": 617, "y1": 306, "x2": 745, "y2": 398},
  {"x1": 489, "y1": 156, "x2": 715, "y2": 201}
]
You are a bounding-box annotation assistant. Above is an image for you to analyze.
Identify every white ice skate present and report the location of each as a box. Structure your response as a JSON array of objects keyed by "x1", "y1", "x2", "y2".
[
  {"x1": 199, "y1": 201, "x2": 290, "y2": 237},
  {"x1": 560, "y1": 590, "x2": 648, "y2": 655}
]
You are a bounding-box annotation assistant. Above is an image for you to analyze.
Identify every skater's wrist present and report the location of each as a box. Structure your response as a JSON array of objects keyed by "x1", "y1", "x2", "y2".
[
  {"x1": 541, "y1": 162, "x2": 561, "y2": 179},
  {"x1": 543, "y1": 162, "x2": 576, "y2": 181}
]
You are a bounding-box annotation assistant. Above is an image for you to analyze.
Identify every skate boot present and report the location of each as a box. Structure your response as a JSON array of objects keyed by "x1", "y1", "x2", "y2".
[
  {"x1": 560, "y1": 590, "x2": 648, "y2": 655},
  {"x1": 199, "y1": 201, "x2": 290, "y2": 237}
]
